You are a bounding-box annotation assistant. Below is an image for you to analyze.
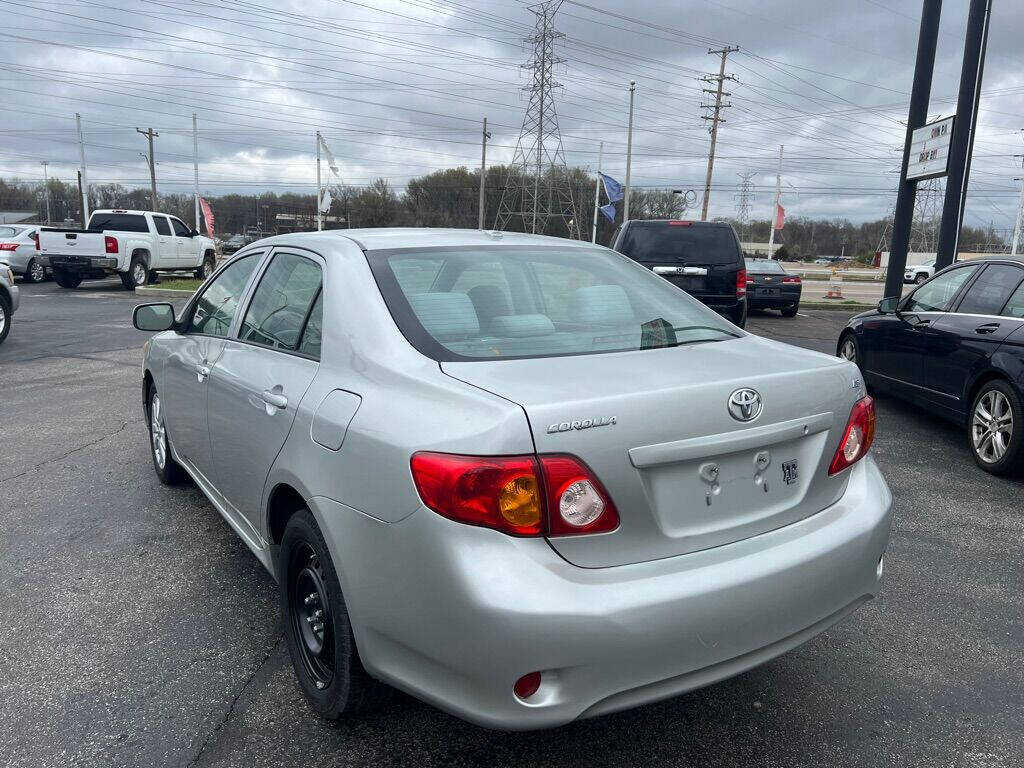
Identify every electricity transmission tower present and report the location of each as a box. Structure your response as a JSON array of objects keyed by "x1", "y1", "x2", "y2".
[
  {"x1": 911, "y1": 179, "x2": 943, "y2": 253},
  {"x1": 494, "y1": 0, "x2": 580, "y2": 239},
  {"x1": 699, "y1": 46, "x2": 738, "y2": 221},
  {"x1": 734, "y1": 171, "x2": 755, "y2": 238}
]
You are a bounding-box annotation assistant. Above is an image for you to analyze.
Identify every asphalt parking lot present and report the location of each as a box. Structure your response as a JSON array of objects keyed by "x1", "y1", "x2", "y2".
[{"x1": 1, "y1": 280, "x2": 1022, "y2": 768}]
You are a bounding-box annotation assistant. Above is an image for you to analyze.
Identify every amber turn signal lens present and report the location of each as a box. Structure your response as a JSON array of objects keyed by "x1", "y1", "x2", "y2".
[{"x1": 498, "y1": 474, "x2": 542, "y2": 528}]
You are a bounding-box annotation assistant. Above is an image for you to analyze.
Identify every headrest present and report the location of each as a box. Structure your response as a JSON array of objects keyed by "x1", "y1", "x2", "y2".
[
  {"x1": 467, "y1": 284, "x2": 512, "y2": 322},
  {"x1": 489, "y1": 314, "x2": 556, "y2": 337},
  {"x1": 407, "y1": 292, "x2": 480, "y2": 341},
  {"x1": 571, "y1": 284, "x2": 634, "y2": 325}
]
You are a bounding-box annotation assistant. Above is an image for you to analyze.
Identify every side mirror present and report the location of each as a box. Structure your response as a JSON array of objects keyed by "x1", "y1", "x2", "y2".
[
  {"x1": 133, "y1": 303, "x2": 176, "y2": 332},
  {"x1": 877, "y1": 296, "x2": 899, "y2": 314},
  {"x1": 190, "y1": 229, "x2": 199, "y2": 237}
]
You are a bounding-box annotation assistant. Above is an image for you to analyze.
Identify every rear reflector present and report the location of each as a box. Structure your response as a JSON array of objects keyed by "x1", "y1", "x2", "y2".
[
  {"x1": 410, "y1": 452, "x2": 619, "y2": 537},
  {"x1": 104, "y1": 235, "x2": 118, "y2": 254},
  {"x1": 514, "y1": 672, "x2": 542, "y2": 699},
  {"x1": 828, "y1": 396, "x2": 876, "y2": 476},
  {"x1": 736, "y1": 268, "x2": 748, "y2": 297}
]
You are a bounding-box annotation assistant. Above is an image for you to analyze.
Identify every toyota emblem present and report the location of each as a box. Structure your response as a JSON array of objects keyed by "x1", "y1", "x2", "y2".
[{"x1": 728, "y1": 388, "x2": 763, "y2": 422}]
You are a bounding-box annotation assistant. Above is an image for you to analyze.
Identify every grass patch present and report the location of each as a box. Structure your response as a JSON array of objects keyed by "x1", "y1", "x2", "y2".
[{"x1": 152, "y1": 278, "x2": 202, "y2": 292}]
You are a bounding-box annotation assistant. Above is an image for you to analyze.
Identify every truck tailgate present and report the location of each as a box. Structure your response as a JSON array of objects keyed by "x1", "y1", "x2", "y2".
[{"x1": 39, "y1": 229, "x2": 105, "y2": 258}]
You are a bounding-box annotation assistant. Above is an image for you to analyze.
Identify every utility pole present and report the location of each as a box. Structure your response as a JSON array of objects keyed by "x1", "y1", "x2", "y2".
[
  {"x1": 767, "y1": 145, "x2": 783, "y2": 259},
  {"x1": 136, "y1": 127, "x2": 159, "y2": 211},
  {"x1": 39, "y1": 161, "x2": 51, "y2": 225},
  {"x1": 76, "y1": 113, "x2": 90, "y2": 224},
  {"x1": 315, "y1": 131, "x2": 322, "y2": 232},
  {"x1": 192, "y1": 113, "x2": 200, "y2": 231},
  {"x1": 623, "y1": 80, "x2": 636, "y2": 222},
  {"x1": 1012, "y1": 156, "x2": 1024, "y2": 256},
  {"x1": 478, "y1": 117, "x2": 490, "y2": 230},
  {"x1": 591, "y1": 141, "x2": 603, "y2": 243},
  {"x1": 935, "y1": 0, "x2": 992, "y2": 269},
  {"x1": 700, "y1": 46, "x2": 739, "y2": 221}
]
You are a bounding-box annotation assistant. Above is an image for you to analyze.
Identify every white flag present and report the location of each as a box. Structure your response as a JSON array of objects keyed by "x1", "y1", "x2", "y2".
[
  {"x1": 319, "y1": 135, "x2": 340, "y2": 176},
  {"x1": 319, "y1": 188, "x2": 333, "y2": 214}
]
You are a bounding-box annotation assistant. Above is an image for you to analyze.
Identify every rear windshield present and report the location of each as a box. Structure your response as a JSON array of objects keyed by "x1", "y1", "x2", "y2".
[
  {"x1": 746, "y1": 259, "x2": 785, "y2": 274},
  {"x1": 0, "y1": 226, "x2": 17, "y2": 237},
  {"x1": 618, "y1": 222, "x2": 741, "y2": 265},
  {"x1": 368, "y1": 245, "x2": 740, "y2": 362},
  {"x1": 87, "y1": 213, "x2": 149, "y2": 233}
]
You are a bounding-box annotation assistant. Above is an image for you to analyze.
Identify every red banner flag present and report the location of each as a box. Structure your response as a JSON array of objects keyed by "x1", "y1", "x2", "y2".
[
  {"x1": 199, "y1": 196, "x2": 215, "y2": 239},
  {"x1": 774, "y1": 203, "x2": 786, "y2": 230}
]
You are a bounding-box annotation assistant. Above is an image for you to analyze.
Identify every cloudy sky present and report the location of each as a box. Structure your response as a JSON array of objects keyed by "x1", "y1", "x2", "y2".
[{"x1": 1, "y1": 0, "x2": 1022, "y2": 231}]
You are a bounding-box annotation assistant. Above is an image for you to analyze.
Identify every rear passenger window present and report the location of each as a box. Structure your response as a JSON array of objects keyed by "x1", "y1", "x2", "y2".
[
  {"x1": 997, "y1": 278, "x2": 1024, "y2": 318},
  {"x1": 153, "y1": 217, "x2": 171, "y2": 236},
  {"x1": 956, "y1": 265, "x2": 1024, "y2": 317},
  {"x1": 239, "y1": 253, "x2": 322, "y2": 352}
]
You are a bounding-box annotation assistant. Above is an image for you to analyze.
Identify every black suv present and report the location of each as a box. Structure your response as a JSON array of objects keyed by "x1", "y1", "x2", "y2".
[{"x1": 610, "y1": 220, "x2": 747, "y2": 327}]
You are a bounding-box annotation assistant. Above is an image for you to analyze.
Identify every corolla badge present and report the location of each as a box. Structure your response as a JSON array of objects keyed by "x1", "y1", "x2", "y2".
[
  {"x1": 547, "y1": 416, "x2": 616, "y2": 434},
  {"x1": 727, "y1": 388, "x2": 762, "y2": 422}
]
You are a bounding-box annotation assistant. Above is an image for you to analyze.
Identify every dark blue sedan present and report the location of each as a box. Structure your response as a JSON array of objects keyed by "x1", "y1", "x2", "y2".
[{"x1": 837, "y1": 257, "x2": 1024, "y2": 476}]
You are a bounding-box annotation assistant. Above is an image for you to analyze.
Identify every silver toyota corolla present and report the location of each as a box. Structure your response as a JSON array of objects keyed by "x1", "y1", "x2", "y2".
[{"x1": 133, "y1": 229, "x2": 892, "y2": 730}]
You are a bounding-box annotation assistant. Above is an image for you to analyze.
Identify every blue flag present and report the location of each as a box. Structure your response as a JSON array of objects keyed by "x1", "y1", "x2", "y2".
[
  {"x1": 600, "y1": 203, "x2": 618, "y2": 222},
  {"x1": 600, "y1": 173, "x2": 623, "y2": 203}
]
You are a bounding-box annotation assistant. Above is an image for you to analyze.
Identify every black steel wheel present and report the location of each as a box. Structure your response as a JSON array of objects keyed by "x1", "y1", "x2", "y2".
[{"x1": 279, "y1": 509, "x2": 389, "y2": 720}]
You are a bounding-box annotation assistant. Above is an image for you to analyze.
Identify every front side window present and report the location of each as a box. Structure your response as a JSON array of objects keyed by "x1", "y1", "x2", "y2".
[
  {"x1": 153, "y1": 216, "x2": 171, "y2": 236},
  {"x1": 185, "y1": 254, "x2": 259, "y2": 336},
  {"x1": 955, "y1": 264, "x2": 1024, "y2": 316},
  {"x1": 903, "y1": 265, "x2": 977, "y2": 313},
  {"x1": 170, "y1": 218, "x2": 191, "y2": 237},
  {"x1": 370, "y1": 245, "x2": 740, "y2": 361},
  {"x1": 239, "y1": 253, "x2": 322, "y2": 352}
]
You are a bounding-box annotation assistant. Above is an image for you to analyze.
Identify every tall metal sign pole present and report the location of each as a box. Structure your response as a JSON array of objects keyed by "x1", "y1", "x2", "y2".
[
  {"x1": 935, "y1": 0, "x2": 993, "y2": 269},
  {"x1": 767, "y1": 145, "x2": 783, "y2": 259},
  {"x1": 700, "y1": 46, "x2": 738, "y2": 221},
  {"x1": 40, "y1": 161, "x2": 51, "y2": 225},
  {"x1": 76, "y1": 113, "x2": 90, "y2": 224},
  {"x1": 623, "y1": 80, "x2": 636, "y2": 222},
  {"x1": 591, "y1": 141, "x2": 603, "y2": 244},
  {"x1": 192, "y1": 114, "x2": 201, "y2": 231},
  {"x1": 478, "y1": 117, "x2": 490, "y2": 230},
  {"x1": 315, "y1": 131, "x2": 322, "y2": 232},
  {"x1": 883, "y1": 0, "x2": 943, "y2": 300}
]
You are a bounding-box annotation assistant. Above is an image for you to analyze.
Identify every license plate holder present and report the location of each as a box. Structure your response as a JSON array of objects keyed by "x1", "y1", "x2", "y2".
[{"x1": 757, "y1": 287, "x2": 780, "y2": 297}]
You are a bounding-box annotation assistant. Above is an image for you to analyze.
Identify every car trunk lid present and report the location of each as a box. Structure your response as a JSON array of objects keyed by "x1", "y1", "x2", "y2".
[{"x1": 441, "y1": 336, "x2": 862, "y2": 567}]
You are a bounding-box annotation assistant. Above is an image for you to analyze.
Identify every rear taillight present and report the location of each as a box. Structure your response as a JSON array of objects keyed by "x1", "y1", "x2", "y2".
[
  {"x1": 736, "y1": 268, "x2": 747, "y2": 297},
  {"x1": 0, "y1": 243, "x2": 17, "y2": 251},
  {"x1": 782, "y1": 275, "x2": 801, "y2": 284},
  {"x1": 33, "y1": 232, "x2": 40, "y2": 250},
  {"x1": 410, "y1": 452, "x2": 619, "y2": 537},
  {"x1": 828, "y1": 396, "x2": 876, "y2": 476},
  {"x1": 104, "y1": 235, "x2": 118, "y2": 254}
]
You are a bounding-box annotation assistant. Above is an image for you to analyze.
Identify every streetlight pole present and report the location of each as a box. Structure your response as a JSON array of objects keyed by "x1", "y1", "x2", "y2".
[
  {"x1": 192, "y1": 113, "x2": 201, "y2": 231},
  {"x1": 75, "y1": 113, "x2": 90, "y2": 224},
  {"x1": 623, "y1": 80, "x2": 636, "y2": 222}
]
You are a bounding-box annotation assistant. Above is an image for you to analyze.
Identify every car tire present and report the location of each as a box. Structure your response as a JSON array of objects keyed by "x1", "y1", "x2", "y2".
[
  {"x1": 0, "y1": 293, "x2": 10, "y2": 345},
  {"x1": 52, "y1": 268, "x2": 82, "y2": 289},
  {"x1": 147, "y1": 386, "x2": 187, "y2": 485},
  {"x1": 781, "y1": 303, "x2": 799, "y2": 318},
  {"x1": 915, "y1": 273, "x2": 928, "y2": 285},
  {"x1": 837, "y1": 332, "x2": 861, "y2": 367},
  {"x1": 968, "y1": 380, "x2": 1024, "y2": 477},
  {"x1": 25, "y1": 258, "x2": 46, "y2": 283},
  {"x1": 279, "y1": 509, "x2": 390, "y2": 720},
  {"x1": 194, "y1": 253, "x2": 215, "y2": 281},
  {"x1": 122, "y1": 257, "x2": 148, "y2": 291}
]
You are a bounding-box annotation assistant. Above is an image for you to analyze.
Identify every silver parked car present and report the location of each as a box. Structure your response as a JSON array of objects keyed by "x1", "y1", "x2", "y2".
[
  {"x1": 133, "y1": 229, "x2": 892, "y2": 730},
  {"x1": 0, "y1": 224, "x2": 50, "y2": 283}
]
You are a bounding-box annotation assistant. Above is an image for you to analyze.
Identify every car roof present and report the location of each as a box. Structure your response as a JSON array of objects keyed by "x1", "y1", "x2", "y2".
[{"x1": 249, "y1": 228, "x2": 604, "y2": 252}]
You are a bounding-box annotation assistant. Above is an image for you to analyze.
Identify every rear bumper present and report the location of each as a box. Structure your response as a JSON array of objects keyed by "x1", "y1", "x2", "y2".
[
  {"x1": 315, "y1": 455, "x2": 892, "y2": 730},
  {"x1": 748, "y1": 289, "x2": 801, "y2": 308},
  {"x1": 42, "y1": 255, "x2": 118, "y2": 273}
]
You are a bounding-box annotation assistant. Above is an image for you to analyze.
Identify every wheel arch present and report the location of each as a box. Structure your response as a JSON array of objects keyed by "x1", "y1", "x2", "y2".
[
  {"x1": 963, "y1": 368, "x2": 1015, "y2": 423},
  {"x1": 267, "y1": 482, "x2": 309, "y2": 547},
  {"x1": 131, "y1": 248, "x2": 151, "y2": 267}
]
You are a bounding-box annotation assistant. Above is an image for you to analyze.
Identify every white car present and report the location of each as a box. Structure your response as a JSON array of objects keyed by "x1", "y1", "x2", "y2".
[
  {"x1": 904, "y1": 261, "x2": 935, "y2": 285},
  {"x1": 0, "y1": 224, "x2": 50, "y2": 283},
  {"x1": 38, "y1": 209, "x2": 216, "y2": 290}
]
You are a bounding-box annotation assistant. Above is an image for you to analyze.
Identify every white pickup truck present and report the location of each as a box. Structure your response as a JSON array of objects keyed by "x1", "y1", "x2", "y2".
[{"x1": 38, "y1": 209, "x2": 217, "y2": 290}]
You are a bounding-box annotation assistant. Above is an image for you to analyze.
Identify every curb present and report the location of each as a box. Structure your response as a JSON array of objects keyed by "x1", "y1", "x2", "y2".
[{"x1": 135, "y1": 286, "x2": 196, "y2": 298}]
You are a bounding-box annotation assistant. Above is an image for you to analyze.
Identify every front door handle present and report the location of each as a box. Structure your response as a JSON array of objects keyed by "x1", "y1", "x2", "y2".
[
  {"x1": 975, "y1": 323, "x2": 1000, "y2": 334},
  {"x1": 261, "y1": 390, "x2": 288, "y2": 410},
  {"x1": 191, "y1": 364, "x2": 210, "y2": 382}
]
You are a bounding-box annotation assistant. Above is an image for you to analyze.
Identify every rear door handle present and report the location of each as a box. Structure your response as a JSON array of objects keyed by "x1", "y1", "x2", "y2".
[
  {"x1": 975, "y1": 323, "x2": 1000, "y2": 334},
  {"x1": 261, "y1": 390, "x2": 288, "y2": 410}
]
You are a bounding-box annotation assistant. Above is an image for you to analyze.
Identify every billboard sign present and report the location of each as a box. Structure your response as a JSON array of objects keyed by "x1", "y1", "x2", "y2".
[{"x1": 906, "y1": 116, "x2": 953, "y2": 181}]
